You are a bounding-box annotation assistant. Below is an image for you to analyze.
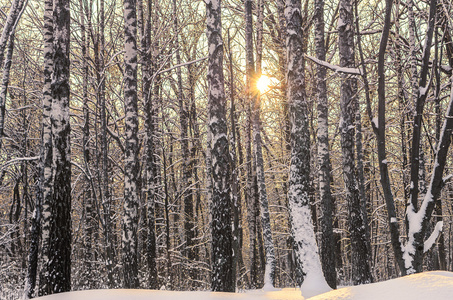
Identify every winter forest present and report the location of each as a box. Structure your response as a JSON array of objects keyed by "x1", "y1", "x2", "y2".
[{"x1": 1, "y1": 0, "x2": 453, "y2": 298}]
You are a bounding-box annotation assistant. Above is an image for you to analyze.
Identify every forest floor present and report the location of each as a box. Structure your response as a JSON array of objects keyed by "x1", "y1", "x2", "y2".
[{"x1": 27, "y1": 271, "x2": 453, "y2": 300}]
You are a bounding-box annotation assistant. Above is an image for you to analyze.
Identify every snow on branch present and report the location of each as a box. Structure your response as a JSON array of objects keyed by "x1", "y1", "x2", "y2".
[
  {"x1": 305, "y1": 54, "x2": 362, "y2": 75},
  {"x1": 442, "y1": 174, "x2": 453, "y2": 184},
  {"x1": 424, "y1": 221, "x2": 443, "y2": 253},
  {"x1": 0, "y1": 156, "x2": 39, "y2": 171}
]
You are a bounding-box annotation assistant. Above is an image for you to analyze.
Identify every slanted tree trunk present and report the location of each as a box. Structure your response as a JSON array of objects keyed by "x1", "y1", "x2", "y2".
[
  {"x1": 285, "y1": 0, "x2": 331, "y2": 295},
  {"x1": 206, "y1": 0, "x2": 234, "y2": 292},
  {"x1": 313, "y1": 0, "x2": 336, "y2": 289},
  {"x1": 338, "y1": 0, "x2": 372, "y2": 284},
  {"x1": 0, "y1": 0, "x2": 27, "y2": 147},
  {"x1": 122, "y1": 0, "x2": 140, "y2": 288}
]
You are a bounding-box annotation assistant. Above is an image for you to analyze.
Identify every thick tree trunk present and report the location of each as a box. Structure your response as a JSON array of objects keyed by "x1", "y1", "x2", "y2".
[
  {"x1": 338, "y1": 0, "x2": 372, "y2": 284},
  {"x1": 206, "y1": 0, "x2": 234, "y2": 292},
  {"x1": 47, "y1": 0, "x2": 72, "y2": 292},
  {"x1": 122, "y1": 0, "x2": 140, "y2": 288},
  {"x1": 285, "y1": 0, "x2": 330, "y2": 295},
  {"x1": 314, "y1": 0, "x2": 336, "y2": 289}
]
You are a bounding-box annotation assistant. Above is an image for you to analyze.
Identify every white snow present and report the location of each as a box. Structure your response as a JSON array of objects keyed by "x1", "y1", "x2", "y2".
[
  {"x1": 309, "y1": 271, "x2": 453, "y2": 300},
  {"x1": 371, "y1": 117, "x2": 378, "y2": 129},
  {"x1": 32, "y1": 271, "x2": 453, "y2": 300},
  {"x1": 423, "y1": 221, "x2": 443, "y2": 253},
  {"x1": 34, "y1": 288, "x2": 303, "y2": 300}
]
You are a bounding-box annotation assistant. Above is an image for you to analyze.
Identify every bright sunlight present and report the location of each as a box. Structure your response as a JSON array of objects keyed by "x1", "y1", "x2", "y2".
[{"x1": 257, "y1": 75, "x2": 271, "y2": 94}]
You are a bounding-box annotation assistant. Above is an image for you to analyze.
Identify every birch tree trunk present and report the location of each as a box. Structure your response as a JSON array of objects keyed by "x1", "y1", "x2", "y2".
[
  {"x1": 0, "y1": 0, "x2": 27, "y2": 145},
  {"x1": 314, "y1": 0, "x2": 336, "y2": 289},
  {"x1": 338, "y1": 0, "x2": 372, "y2": 284},
  {"x1": 122, "y1": 0, "x2": 140, "y2": 288},
  {"x1": 244, "y1": 0, "x2": 258, "y2": 288},
  {"x1": 38, "y1": 0, "x2": 54, "y2": 295},
  {"x1": 227, "y1": 29, "x2": 244, "y2": 288},
  {"x1": 285, "y1": 0, "x2": 331, "y2": 295},
  {"x1": 206, "y1": 0, "x2": 234, "y2": 292},
  {"x1": 47, "y1": 0, "x2": 72, "y2": 292}
]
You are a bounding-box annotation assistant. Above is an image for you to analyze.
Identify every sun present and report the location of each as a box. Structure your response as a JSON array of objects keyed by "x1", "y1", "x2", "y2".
[{"x1": 257, "y1": 75, "x2": 271, "y2": 94}]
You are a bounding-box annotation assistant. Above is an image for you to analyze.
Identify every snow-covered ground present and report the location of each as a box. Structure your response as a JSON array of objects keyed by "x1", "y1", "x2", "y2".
[
  {"x1": 310, "y1": 271, "x2": 453, "y2": 300},
  {"x1": 33, "y1": 271, "x2": 453, "y2": 300}
]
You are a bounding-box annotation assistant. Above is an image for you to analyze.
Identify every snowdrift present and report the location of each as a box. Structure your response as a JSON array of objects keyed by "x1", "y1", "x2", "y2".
[
  {"x1": 309, "y1": 271, "x2": 453, "y2": 300},
  {"x1": 34, "y1": 271, "x2": 453, "y2": 300}
]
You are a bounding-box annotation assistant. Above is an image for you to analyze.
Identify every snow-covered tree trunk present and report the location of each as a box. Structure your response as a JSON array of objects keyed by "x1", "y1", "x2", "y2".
[
  {"x1": 0, "y1": 0, "x2": 27, "y2": 142},
  {"x1": 407, "y1": 0, "x2": 436, "y2": 221},
  {"x1": 122, "y1": 0, "x2": 140, "y2": 288},
  {"x1": 38, "y1": 0, "x2": 54, "y2": 295},
  {"x1": 206, "y1": 0, "x2": 234, "y2": 292},
  {"x1": 25, "y1": 181, "x2": 41, "y2": 298},
  {"x1": 0, "y1": 0, "x2": 27, "y2": 71},
  {"x1": 405, "y1": 0, "x2": 437, "y2": 273},
  {"x1": 252, "y1": 0, "x2": 275, "y2": 289},
  {"x1": 253, "y1": 100, "x2": 275, "y2": 290},
  {"x1": 314, "y1": 0, "x2": 336, "y2": 289},
  {"x1": 48, "y1": 0, "x2": 72, "y2": 292},
  {"x1": 227, "y1": 30, "x2": 242, "y2": 288},
  {"x1": 338, "y1": 0, "x2": 372, "y2": 284},
  {"x1": 0, "y1": 33, "x2": 14, "y2": 139},
  {"x1": 243, "y1": 0, "x2": 258, "y2": 288},
  {"x1": 285, "y1": 0, "x2": 331, "y2": 296}
]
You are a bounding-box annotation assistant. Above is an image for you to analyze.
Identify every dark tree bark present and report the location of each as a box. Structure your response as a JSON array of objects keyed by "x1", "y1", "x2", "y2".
[
  {"x1": 206, "y1": 0, "x2": 234, "y2": 292},
  {"x1": 243, "y1": 0, "x2": 258, "y2": 288},
  {"x1": 122, "y1": 0, "x2": 140, "y2": 288},
  {"x1": 338, "y1": 0, "x2": 372, "y2": 284},
  {"x1": 314, "y1": 0, "x2": 336, "y2": 289},
  {"x1": 45, "y1": 0, "x2": 72, "y2": 293},
  {"x1": 142, "y1": 0, "x2": 158, "y2": 289}
]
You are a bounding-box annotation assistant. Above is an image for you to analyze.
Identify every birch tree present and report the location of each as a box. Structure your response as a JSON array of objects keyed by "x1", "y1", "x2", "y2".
[
  {"x1": 206, "y1": 0, "x2": 234, "y2": 292},
  {"x1": 37, "y1": 0, "x2": 54, "y2": 295},
  {"x1": 122, "y1": 0, "x2": 140, "y2": 288},
  {"x1": 314, "y1": 0, "x2": 336, "y2": 289},
  {"x1": 285, "y1": 0, "x2": 331, "y2": 296},
  {"x1": 43, "y1": 0, "x2": 72, "y2": 293}
]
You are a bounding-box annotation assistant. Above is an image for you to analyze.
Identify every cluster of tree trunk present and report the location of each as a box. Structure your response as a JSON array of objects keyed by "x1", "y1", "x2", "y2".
[{"x1": 0, "y1": 0, "x2": 452, "y2": 298}]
